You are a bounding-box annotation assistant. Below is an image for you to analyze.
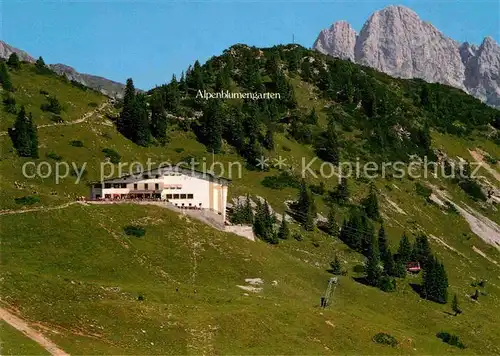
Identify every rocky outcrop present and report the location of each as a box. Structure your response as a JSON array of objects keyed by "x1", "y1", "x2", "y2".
[
  {"x1": 49, "y1": 63, "x2": 126, "y2": 99},
  {"x1": 313, "y1": 21, "x2": 357, "y2": 61},
  {"x1": 313, "y1": 5, "x2": 500, "y2": 107},
  {"x1": 0, "y1": 40, "x2": 125, "y2": 98},
  {"x1": 0, "y1": 40, "x2": 35, "y2": 63}
]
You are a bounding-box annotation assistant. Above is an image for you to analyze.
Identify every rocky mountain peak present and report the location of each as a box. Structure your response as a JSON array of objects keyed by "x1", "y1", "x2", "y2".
[
  {"x1": 313, "y1": 20, "x2": 357, "y2": 61},
  {"x1": 313, "y1": 5, "x2": 500, "y2": 107}
]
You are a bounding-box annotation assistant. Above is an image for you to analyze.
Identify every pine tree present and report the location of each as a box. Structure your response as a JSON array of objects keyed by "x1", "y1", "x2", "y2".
[
  {"x1": 422, "y1": 256, "x2": 448, "y2": 304},
  {"x1": 7, "y1": 53, "x2": 21, "y2": 69},
  {"x1": 199, "y1": 100, "x2": 223, "y2": 153},
  {"x1": 365, "y1": 236, "x2": 382, "y2": 287},
  {"x1": 27, "y1": 112, "x2": 38, "y2": 158},
  {"x1": 383, "y1": 247, "x2": 396, "y2": 276},
  {"x1": 165, "y1": 75, "x2": 181, "y2": 113},
  {"x1": 397, "y1": 233, "x2": 412, "y2": 265},
  {"x1": 332, "y1": 177, "x2": 349, "y2": 205},
  {"x1": 378, "y1": 225, "x2": 388, "y2": 261},
  {"x1": 242, "y1": 194, "x2": 254, "y2": 224},
  {"x1": 330, "y1": 255, "x2": 342, "y2": 275},
  {"x1": 452, "y1": 294, "x2": 462, "y2": 316},
  {"x1": 306, "y1": 108, "x2": 318, "y2": 125},
  {"x1": 263, "y1": 128, "x2": 274, "y2": 150},
  {"x1": 150, "y1": 91, "x2": 168, "y2": 144},
  {"x1": 278, "y1": 213, "x2": 289, "y2": 240},
  {"x1": 12, "y1": 106, "x2": 31, "y2": 156},
  {"x1": 295, "y1": 180, "x2": 316, "y2": 231},
  {"x1": 315, "y1": 119, "x2": 339, "y2": 164},
  {"x1": 412, "y1": 234, "x2": 433, "y2": 268},
  {"x1": 0, "y1": 61, "x2": 13, "y2": 91},
  {"x1": 133, "y1": 93, "x2": 151, "y2": 147},
  {"x1": 118, "y1": 78, "x2": 136, "y2": 139},
  {"x1": 362, "y1": 184, "x2": 380, "y2": 220},
  {"x1": 253, "y1": 199, "x2": 276, "y2": 244},
  {"x1": 35, "y1": 56, "x2": 49, "y2": 74},
  {"x1": 327, "y1": 207, "x2": 339, "y2": 236}
]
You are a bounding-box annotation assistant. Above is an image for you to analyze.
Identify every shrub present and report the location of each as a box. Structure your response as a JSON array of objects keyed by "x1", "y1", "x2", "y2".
[
  {"x1": 88, "y1": 102, "x2": 98, "y2": 108},
  {"x1": 137, "y1": 294, "x2": 145, "y2": 301},
  {"x1": 459, "y1": 179, "x2": 487, "y2": 201},
  {"x1": 293, "y1": 232, "x2": 303, "y2": 241},
  {"x1": 70, "y1": 140, "x2": 84, "y2": 147},
  {"x1": 2, "y1": 94, "x2": 16, "y2": 114},
  {"x1": 415, "y1": 182, "x2": 432, "y2": 199},
  {"x1": 373, "y1": 333, "x2": 398, "y2": 347},
  {"x1": 14, "y1": 196, "x2": 40, "y2": 205},
  {"x1": 40, "y1": 96, "x2": 62, "y2": 114},
  {"x1": 378, "y1": 276, "x2": 396, "y2": 292},
  {"x1": 282, "y1": 145, "x2": 291, "y2": 152},
  {"x1": 102, "y1": 148, "x2": 121, "y2": 164},
  {"x1": 174, "y1": 147, "x2": 185, "y2": 153},
  {"x1": 39, "y1": 89, "x2": 49, "y2": 95},
  {"x1": 46, "y1": 152, "x2": 62, "y2": 161},
  {"x1": 124, "y1": 225, "x2": 146, "y2": 237},
  {"x1": 261, "y1": 171, "x2": 300, "y2": 190},
  {"x1": 436, "y1": 332, "x2": 466, "y2": 349}
]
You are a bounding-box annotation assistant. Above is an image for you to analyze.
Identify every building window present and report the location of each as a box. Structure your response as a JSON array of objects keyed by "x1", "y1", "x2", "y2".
[
  {"x1": 176, "y1": 186, "x2": 181, "y2": 189},
  {"x1": 143, "y1": 174, "x2": 149, "y2": 179},
  {"x1": 94, "y1": 184, "x2": 101, "y2": 188},
  {"x1": 173, "y1": 194, "x2": 180, "y2": 199},
  {"x1": 166, "y1": 194, "x2": 172, "y2": 199},
  {"x1": 155, "y1": 183, "x2": 159, "y2": 190},
  {"x1": 187, "y1": 194, "x2": 194, "y2": 199},
  {"x1": 180, "y1": 194, "x2": 186, "y2": 199},
  {"x1": 121, "y1": 183, "x2": 127, "y2": 188},
  {"x1": 144, "y1": 184, "x2": 149, "y2": 190},
  {"x1": 134, "y1": 183, "x2": 138, "y2": 190},
  {"x1": 104, "y1": 183, "x2": 111, "y2": 189},
  {"x1": 156, "y1": 174, "x2": 160, "y2": 178}
]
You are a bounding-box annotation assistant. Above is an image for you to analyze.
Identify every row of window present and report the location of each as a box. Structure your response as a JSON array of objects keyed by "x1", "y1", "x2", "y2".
[
  {"x1": 166, "y1": 194, "x2": 194, "y2": 200},
  {"x1": 97, "y1": 183, "x2": 183, "y2": 190}
]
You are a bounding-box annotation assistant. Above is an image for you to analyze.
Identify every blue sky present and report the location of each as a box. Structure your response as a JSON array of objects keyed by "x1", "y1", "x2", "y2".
[{"x1": 2, "y1": 0, "x2": 499, "y2": 90}]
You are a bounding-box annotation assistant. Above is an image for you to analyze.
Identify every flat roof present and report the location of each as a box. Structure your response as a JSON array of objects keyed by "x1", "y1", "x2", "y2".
[{"x1": 90, "y1": 164, "x2": 231, "y2": 185}]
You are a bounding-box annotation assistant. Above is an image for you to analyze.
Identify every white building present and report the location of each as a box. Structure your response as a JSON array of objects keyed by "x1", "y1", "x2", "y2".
[{"x1": 90, "y1": 166, "x2": 230, "y2": 221}]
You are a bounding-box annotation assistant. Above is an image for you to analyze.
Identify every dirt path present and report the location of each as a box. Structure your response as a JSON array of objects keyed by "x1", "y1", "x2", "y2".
[
  {"x1": 0, "y1": 201, "x2": 80, "y2": 216},
  {"x1": 469, "y1": 149, "x2": 500, "y2": 183},
  {"x1": 0, "y1": 101, "x2": 109, "y2": 137},
  {"x1": 0, "y1": 307, "x2": 69, "y2": 356}
]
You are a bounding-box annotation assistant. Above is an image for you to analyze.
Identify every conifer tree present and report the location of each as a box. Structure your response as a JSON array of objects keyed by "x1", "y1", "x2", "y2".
[
  {"x1": 27, "y1": 112, "x2": 38, "y2": 158},
  {"x1": 378, "y1": 225, "x2": 389, "y2": 261},
  {"x1": 150, "y1": 91, "x2": 168, "y2": 144},
  {"x1": 35, "y1": 56, "x2": 49, "y2": 74},
  {"x1": 332, "y1": 177, "x2": 349, "y2": 205},
  {"x1": 253, "y1": 199, "x2": 277, "y2": 244},
  {"x1": 165, "y1": 74, "x2": 181, "y2": 113},
  {"x1": 315, "y1": 119, "x2": 339, "y2": 164},
  {"x1": 118, "y1": 78, "x2": 136, "y2": 139},
  {"x1": 11, "y1": 106, "x2": 37, "y2": 158},
  {"x1": 327, "y1": 207, "x2": 339, "y2": 236},
  {"x1": 295, "y1": 180, "x2": 316, "y2": 231},
  {"x1": 362, "y1": 184, "x2": 380, "y2": 220},
  {"x1": 330, "y1": 255, "x2": 342, "y2": 275},
  {"x1": 365, "y1": 235, "x2": 382, "y2": 287},
  {"x1": 278, "y1": 213, "x2": 290, "y2": 240},
  {"x1": 422, "y1": 256, "x2": 448, "y2": 304},
  {"x1": 133, "y1": 93, "x2": 151, "y2": 147},
  {"x1": 12, "y1": 106, "x2": 31, "y2": 156},
  {"x1": 452, "y1": 294, "x2": 462, "y2": 316},
  {"x1": 397, "y1": 233, "x2": 412, "y2": 264},
  {"x1": 7, "y1": 53, "x2": 21, "y2": 69},
  {"x1": 243, "y1": 194, "x2": 254, "y2": 224},
  {"x1": 263, "y1": 128, "x2": 274, "y2": 150},
  {"x1": 199, "y1": 100, "x2": 223, "y2": 153},
  {"x1": 383, "y1": 246, "x2": 396, "y2": 276},
  {"x1": 412, "y1": 234, "x2": 433, "y2": 268},
  {"x1": 0, "y1": 61, "x2": 13, "y2": 91}
]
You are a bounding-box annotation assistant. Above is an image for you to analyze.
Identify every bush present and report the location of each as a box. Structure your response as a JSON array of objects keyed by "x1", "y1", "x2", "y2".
[
  {"x1": 459, "y1": 179, "x2": 487, "y2": 201},
  {"x1": 261, "y1": 171, "x2": 300, "y2": 190},
  {"x1": 2, "y1": 94, "x2": 16, "y2": 114},
  {"x1": 124, "y1": 225, "x2": 146, "y2": 237},
  {"x1": 14, "y1": 196, "x2": 40, "y2": 205},
  {"x1": 436, "y1": 332, "x2": 466, "y2": 349},
  {"x1": 102, "y1": 148, "x2": 121, "y2": 164},
  {"x1": 378, "y1": 276, "x2": 396, "y2": 292},
  {"x1": 46, "y1": 152, "x2": 62, "y2": 161},
  {"x1": 373, "y1": 333, "x2": 398, "y2": 347},
  {"x1": 39, "y1": 89, "x2": 49, "y2": 95},
  {"x1": 70, "y1": 140, "x2": 84, "y2": 147},
  {"x1": 293, "y1": 232, "x2": 303, "y2": 241},
  {"x1": 40, "y1": 96, "x2": 62, "y2": 114},
  {"x1": 174, "y1": 147, "x2": 185, "y2": 153},
  {"x1": 415, "y1": 182, "x2": 432, "y2": 199}
]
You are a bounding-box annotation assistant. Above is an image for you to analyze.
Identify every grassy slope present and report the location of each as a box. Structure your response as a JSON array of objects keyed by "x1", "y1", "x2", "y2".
[
  {"x1": 1, "y1": 63, "x2": 500, "y2": 354},
  {"x1": 0, "y1": 321, "x2": 50, "y2": 355}
]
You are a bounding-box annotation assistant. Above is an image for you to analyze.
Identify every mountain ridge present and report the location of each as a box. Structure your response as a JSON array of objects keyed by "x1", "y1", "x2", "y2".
[
  {"x1": 0, "y1": 40, "x2": 126, "y2": 98},
  {"x1": 313, "y1": 5, "x2": 500, "y2": 107}
]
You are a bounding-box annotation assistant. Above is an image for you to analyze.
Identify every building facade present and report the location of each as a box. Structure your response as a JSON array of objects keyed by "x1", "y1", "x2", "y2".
[{"x1": 90, "y1": 167, "x2": 230, "y2": 221}]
